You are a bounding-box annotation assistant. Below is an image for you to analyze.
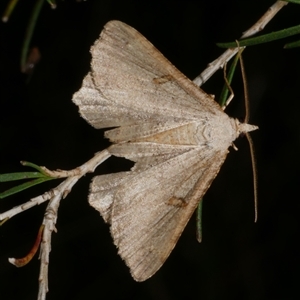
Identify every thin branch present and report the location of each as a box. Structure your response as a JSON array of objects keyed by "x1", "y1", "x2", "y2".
[
  {"x1": 0, "y1": 150, "x2": 110, "y2": 223},
  {"x1": 1, "y1": 150, "x2": 111, "y2": 300},
  {"x1": 0, "y1": 187, "x2": 56, "y2": 221},
  {"x1": 193, "y1": 0, "x2": 288, "y2": 86},
  {"x1": 41, "y1": 149, "x2": 110, "y2": 178},
  {"x1": 37, "y1": 149, "x2": 111, "y2": 299},
  {"x1": 38, "y1": 175, "x2": 80, "y2": 299}
]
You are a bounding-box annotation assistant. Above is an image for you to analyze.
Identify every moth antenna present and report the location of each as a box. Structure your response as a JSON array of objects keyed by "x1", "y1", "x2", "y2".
[
  {"x1": 239, "y1": 49, "x2": 250, "y2": 124},
  {"x1": 238, "y1": 43, "x2": 258, "y2": 222},
  {"x1": 245, "y1": 132, "x2": 258, "y2": 222}
]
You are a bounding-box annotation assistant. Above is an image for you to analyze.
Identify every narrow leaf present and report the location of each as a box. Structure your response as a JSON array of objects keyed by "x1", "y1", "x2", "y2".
[
  {"x1": 284, "y1": 39, "x2": 300, "y2": 48},
  {"x1": 0, "y1": 177, "x2": 55, "y2": 199},
  {"x1": 283, "y1": 0, "x2": 300, "y2": 4},
  {"x1": 217, "y1": 24, "x2": 300, "y2": 48},
  {"x1": 20, "y1": 161, "x2": 54, "y2": 176},
  {"x1": 0, "y1": 172, "x2": 48, "y2": 182}
]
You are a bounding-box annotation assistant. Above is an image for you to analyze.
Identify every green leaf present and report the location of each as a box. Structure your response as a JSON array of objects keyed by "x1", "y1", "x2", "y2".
[
  {"x1": 1, "y1": 0, "x2": 20, "y2": 22},
  {"x1": 196, "y1": 199, "x2": 203, "y2": 243},
  {"x1": 46, "y1": 0, "x2": 56, "y2": 8},
  {"x1": 0, "y1": 177, "x2": 55, "y2": 199},
  {"x1": 0, "y1": 161, "x2": 59, "y2": 199},
  {"x1": 217, "y1": 24, "x2": 300, "y2": 48},
  {"x1": 20, "y1": 161, "x2": 52, "y2": 176},
  {"x1": 20, "y1": 0, "x2": 45, "y2": 72},
  {"x1": 0, "y1": 172, "x2": 48, "y2": 182},
  {"x1": 283, "y1": 0, "x2": 300, "y2": 4},
  {"x1": 284, "y1": 39, "x2": 300, "y2": 48}
]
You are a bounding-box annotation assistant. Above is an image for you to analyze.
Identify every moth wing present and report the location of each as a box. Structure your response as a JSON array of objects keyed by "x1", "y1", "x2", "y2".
[
  {"x1": 71, "y1": 71, "x2": 208, "y2": 143},
  {"x1": 89, "y1": 143, "x2": 195, "y2": 222},
  {"x1": 109, "y1": 142, "x2": 198, "y2": 171},
  {"x1": 89, "y1": 146, "x2": 228, "y2": 281},
  {"x1": 72, "y1": 20, "x2": 224, "y2": 131},
  {"x1": 72, "y1": 72, "x2": 154, "y2": 129},
  {"x1": 89, "y1": 171, "x2": 132, "y2": 223}
]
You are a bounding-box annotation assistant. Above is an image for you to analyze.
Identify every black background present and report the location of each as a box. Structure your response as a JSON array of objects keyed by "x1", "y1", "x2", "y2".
[{"x1": 1, "y1": 1, "x2": 300, "y2": 299}]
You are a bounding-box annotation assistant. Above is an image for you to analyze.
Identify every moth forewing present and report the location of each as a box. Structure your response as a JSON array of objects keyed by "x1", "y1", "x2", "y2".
[{"x1": 72, "y1": 20, "x2": 258, "y2": 281}]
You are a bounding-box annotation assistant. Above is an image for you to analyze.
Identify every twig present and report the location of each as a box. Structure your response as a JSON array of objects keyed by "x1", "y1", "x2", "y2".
[
  {"x1": 0, "y1": 150, "x2": 110, "y2": 222},
  {"x1": 37, "y1": 175, "x2": 80, "y2": 299},
  {"x1": 0, "y1": 188, "x2": 56, "y2": 221},
  {"x1": 37, "y1": 149, "x2": 110, "y2": 299},
  {"x1": 1, "y1": 150, "x2": 111, "y2": 300},
  {"x1": 193, "y1": 0, "x2": 288, "y2": 86},
  {"x1": 37, "y1": 150, "x2": 111, "y2": 298}
]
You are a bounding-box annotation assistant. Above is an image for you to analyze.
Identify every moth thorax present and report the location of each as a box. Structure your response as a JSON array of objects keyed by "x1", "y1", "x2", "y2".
[{"x1": 197, "y1": 115, "x2": 239, "y2": 148}]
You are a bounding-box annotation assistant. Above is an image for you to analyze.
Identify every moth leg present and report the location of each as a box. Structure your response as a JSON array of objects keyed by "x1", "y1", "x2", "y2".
[
  {"x1": 221, "y1": 46, "x2": 245, "y2": 110},
  {"x1": 222, "y1": 62, "x2": 234, "y2": 110},
  {"x1": 231, "y1": 142, "x2": 238, "y2": 151}
]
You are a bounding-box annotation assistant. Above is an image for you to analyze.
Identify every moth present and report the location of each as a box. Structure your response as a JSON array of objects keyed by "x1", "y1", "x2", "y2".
[{"x1": 72, "y1": 20, "x2": 258, "y2": 281}]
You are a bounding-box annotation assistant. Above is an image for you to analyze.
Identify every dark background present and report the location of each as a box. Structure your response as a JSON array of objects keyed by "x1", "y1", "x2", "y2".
[{"x1": 1, "y1": 0, "x2": 300, "y2": 299}]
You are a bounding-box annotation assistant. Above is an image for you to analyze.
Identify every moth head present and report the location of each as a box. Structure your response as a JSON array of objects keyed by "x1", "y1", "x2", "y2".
[{"x1": 236, "y1": 119, "x2": 258, "y2": 135}]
